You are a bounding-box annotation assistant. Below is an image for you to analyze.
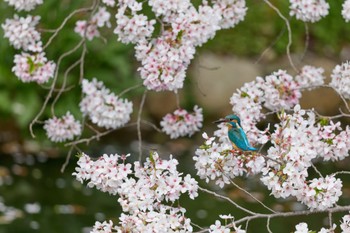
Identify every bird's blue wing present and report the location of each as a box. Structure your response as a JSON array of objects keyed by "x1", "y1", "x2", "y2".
[{"x1": 228, "y1": 128, "x2": 257, "y2": 151}]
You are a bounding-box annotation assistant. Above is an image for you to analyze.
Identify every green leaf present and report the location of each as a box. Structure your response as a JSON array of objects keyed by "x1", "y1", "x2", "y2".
[{"x1": 319, "y1": 118, "x2": 329, "y2": 126}]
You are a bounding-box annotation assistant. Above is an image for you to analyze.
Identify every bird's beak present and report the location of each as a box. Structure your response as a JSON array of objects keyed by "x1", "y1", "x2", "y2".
[{"x1": 213, "y1": 118, "x2": 228, "y2": 124}]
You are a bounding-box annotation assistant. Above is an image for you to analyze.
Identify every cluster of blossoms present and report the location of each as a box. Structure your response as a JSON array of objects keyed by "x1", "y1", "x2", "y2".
[
  {"x1": 12, "y1": 52, "x2": 56, "y2": 84},
  {"x1": 289, "y1": 0, "x2": 329, "y2": 22},
  {"x1": 107, "y1": 0, "x2": 247, "y2": 91},
  {"x1": 209, "y1": 219, "x2": 245, "y2": 233},
  {"x1": 4, "y1": 0, "x2": 43, "y2": 12},
  {"x1": 229, "y1": 66, "x2": 324, "y2": 146},
  {"x1": 43, "y1": 112, "x2": 82, "y2": 143},
  {"x1": 73, "y1": 152, "x2": 198, "y2": 232},
  {"x1": 90, "y1": 220, "x2": 113, "y2": 233},
  {"x1": 295, "y1": 65, "x2": 325, "y2": 89},
  {"x1": 261, "y1": 105, "x2": 346, "y2": 210},
  {"x1": 160, "y1": 106, "x2": 203, "y2": 139},
  {"x1": 341, "y1": 213, "x2": 350, "y2": 232},
  {"x1": 195, "y1": 60, "x2": 350, "y2": 210},
  {"x1": 2, "y1": 15, "x2": 42, "y2": 52},
  {"x1": 343, "y1": 0, "x2": 350, "y2": 22},
  {"x1": 113, "y1": 1, "x2": 155, "y2": 44},
  {"x1": 194, "y1": 133, "x2": 266, "y2": 188},
  {"x1": 74, "y1": 7, "x2": 111, "y2": 41},
  {"x1": 2, "y1": 10, "x2": 57, "y2": 84},
  {"x1": 330, "y1": 61, "x2": 350, "y2": 99},
  {"x1": 195, "y1": 105, "x2": 349, "y2": 209},
  {"x1": 80, "y1": 78, "x2": 133, "y2": 129},
  {"x1": 294, "y1": 222, "x2": 336, "y2": 233}
]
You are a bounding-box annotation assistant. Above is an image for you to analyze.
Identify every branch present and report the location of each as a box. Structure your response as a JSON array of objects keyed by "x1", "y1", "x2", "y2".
[{"x1": 234, "y1": 205, "x2": 350, "y2": 225}]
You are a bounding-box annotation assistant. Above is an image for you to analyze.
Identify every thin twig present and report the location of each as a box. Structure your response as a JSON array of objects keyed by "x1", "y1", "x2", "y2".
[
  {"x1": 220, "y1": 167, "x2": 278, "y2": 214},
  {"x1": 85, "y1": 122, "x2": 101, "y2": 135},
  {"x1": 118, "y1": 83, "x2": 143, "y2": 97},
  {"x1": 255, "y1": 26, "x2": 286, "y2": 65},
  {"x1": 61, "y1": 146, "x2": 74, "y2": 173},
  {"x1": 311, "y1": 163, "x2": 324, "y2": 178},
  {"x1": 198, "y1": 186, "x2": 259, "y2": 216},
  {"x1": 138, "y1": 90, "x2": 148, "y2": 162},
  {"x1": 29, "y1": 39, "x2": 85, "y2": 138},
  {"x1": 263, "y1": 0, "x2": 298, "y2": 73},
  {"x1": 245, "y1": 218, "x2": 250, "y2": 232},
  {"x1": 141, "y1": 120, "x2": 163, "y2": 132},
  {"x1": 64, "y1": 122, "x2": 137, "y2": 147},
  {"x1": 339, "y1": 108, "x2": 350, "y2": 117},
  {"x1": 267, "y1": 217, "x2": 273, "y2": 233},
  {"x1": 42, "y1": 2, "x2": 97, "y2": 50},
  {"x1": 299, "y1": 22, "x2": 309, "y2": 63},
  {"x1": 51, "y1": 58, "x2": 81, "y2": 115},
  {"x1": 79, "y1": 42, "x2": 87, "y2": 83},
  {"x1": 332, "y1": 171, "x2": 350, "y2": 176},
  {"x1": 328, "y1": 211, "x2": 333, "y2": 229},
  {"x1": 190, "y1": 221, "x2": 204, "y2": 230}
]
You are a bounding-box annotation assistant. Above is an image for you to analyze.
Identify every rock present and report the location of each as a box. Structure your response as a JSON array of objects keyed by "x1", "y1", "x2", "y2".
[
  {"x1": 145, "y1": 91, "x2": 180, "y2": 118},
  {"x1": 190, "y1": 53, "x2": 262, "y2": 115}
]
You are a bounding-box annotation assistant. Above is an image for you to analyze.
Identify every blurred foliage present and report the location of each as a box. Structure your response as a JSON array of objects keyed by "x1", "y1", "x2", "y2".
[
  {"x1": 0, "y1": 0, "x2": 142, "y2": 140},
  {"x1": 202, "y1": 0, "x2": 350, "y2": 57},
  {"x1": 1, "y1": 1, "x2": 350, "y2": 232},
  {"x1": 0, "y1": 0, "x2": 349, "y2": 139}
]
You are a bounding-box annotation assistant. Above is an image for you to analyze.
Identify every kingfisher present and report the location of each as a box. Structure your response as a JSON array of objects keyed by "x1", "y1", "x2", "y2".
[{"x1": 214, "y1": 114, "x2": 257, "y2": 152}]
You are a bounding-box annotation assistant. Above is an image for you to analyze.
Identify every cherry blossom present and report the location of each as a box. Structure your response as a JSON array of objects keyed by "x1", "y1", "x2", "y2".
[
  {"x1": 115, "y1": 206, "x2": 193, "y2": 232},
  {"x1": 196, "y1": 102, "x2": 348, "y2": 210},
  {"x1": 4, "y1": 0, "x2": 43, "y2": 11},
  {"x1": 294, "y1": 222, "x2": 337, "y2": 233},
  {"x1": 294, "y1": 222, "x2": 309, "y2": 233},
  {"x1": 330, "y1": 61, "x2": 350, "y2": 99},
  {"x1": 300, "y1": 176, "x2": 342, "y2": 210},
  {"x1": 229, "y1": 70, "x2": 301, "y2": 145},
  {"x1": 342, "y1": 0, "x2": 350, "y2": 22},
  {"x1": 209, "y1": 219, "x2": 245, "y2": 233},
  {"x1": 102, "y1": 0, "x2": 115, "y2": 7},
  {"x1": 295, "y1": 65, "x2": 325, "y2": 89},
  {"x1": 262, "y1": 70, "x2": 301, "y2": 111},
  {"x1": 289, "y1": 0, "x2": 329, "y2": 22},
  {"x1": 160, "y1": 106, "x2": 203, "y2": 139},
  {"x1": 2, "y1": 15, "x2": 42, "y2": 51},
  {"x1": 90, "y1": 220, "x2": 114, "y2": 233},
  {"x1": 74, "y1": 7, "x2": 111, "y2": 40},
  {"x1": 73, "y1": 151, "x2": 198, "y2": 232},
  {"x1": 80, "y1": 78, "x2": 133, "y2": 129},
  {"x1": 209, "y1": 220, "x2": 231, "y2": 233},
  {"x1": 43, "y1": 112, "x2": 82, "y2": 143},
  {"x1": 213, "y1": 0, "x2": 247, "y2": 29},
  {"x1": 194, "y1": 133, "x2": 265, "y2": 188},
  {"x1": 12, "y1": 52, "x2": 56, "y2": 84},
  {"x1": 112, "y1": 0, "x2": 247, "y2": 91},
  {"x1": 114, "y1": 5, "x2": 155, "y2": 44},
  {"x1": 340, "y1": 213, "x2": 350, "y2": 232}
]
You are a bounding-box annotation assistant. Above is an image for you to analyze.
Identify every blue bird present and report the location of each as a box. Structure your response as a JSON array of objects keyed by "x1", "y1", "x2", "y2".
[{"x1": 214, "y1": 114, "x2": 257, "y2": 152}]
